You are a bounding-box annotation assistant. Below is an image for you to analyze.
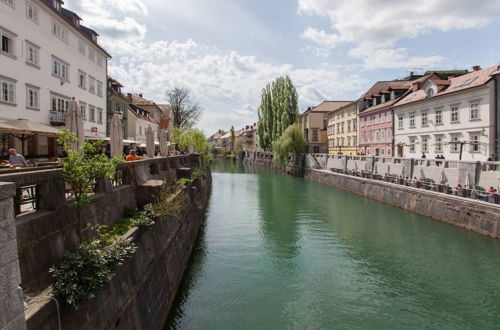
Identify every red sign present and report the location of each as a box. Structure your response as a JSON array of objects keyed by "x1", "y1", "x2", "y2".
[{"x1": 92, "y1": 127, "x2": 98, "y2": 132}]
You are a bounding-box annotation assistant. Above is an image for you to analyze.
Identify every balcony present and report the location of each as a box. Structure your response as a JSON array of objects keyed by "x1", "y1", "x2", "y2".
[{"x1": 50, "y1": 111, "x2": 66, "y2": 126}]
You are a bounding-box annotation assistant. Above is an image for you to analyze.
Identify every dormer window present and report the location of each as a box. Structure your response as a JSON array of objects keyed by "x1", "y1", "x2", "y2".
[
  {"x1": 373, "y1": 98, "x2": 377, "y2": 106},
  {"x1": 390, "y1": 91, "x2": 395, "y2": 100},
  {"x1": 381, "y1": 94, "x2": 385, "y2": 103},
  {"x1": 426, "y1": 88, "x2": 435, "y2": 98},
  {"x1": 53, "y1": 0, "x2": 60, "y2": 10}
]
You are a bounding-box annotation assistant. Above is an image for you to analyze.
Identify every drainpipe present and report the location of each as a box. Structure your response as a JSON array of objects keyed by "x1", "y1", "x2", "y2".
[{"x1": 494, "y1": 76, "x2": 499, "y2": 160}]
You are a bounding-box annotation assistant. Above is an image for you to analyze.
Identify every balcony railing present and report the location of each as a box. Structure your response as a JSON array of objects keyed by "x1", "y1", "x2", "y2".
[{"x1": 50, "y1": 110, "x2": 66, "y2": 126}]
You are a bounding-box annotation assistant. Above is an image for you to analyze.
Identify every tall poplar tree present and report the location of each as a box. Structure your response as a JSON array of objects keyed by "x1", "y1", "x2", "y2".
[{"x1": 257, "y1": 76, "x2": 298, "y2": 150}]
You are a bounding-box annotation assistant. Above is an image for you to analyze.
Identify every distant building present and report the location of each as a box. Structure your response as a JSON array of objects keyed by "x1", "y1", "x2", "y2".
[
  {"x1": 300, "y1": 101, "x2": 351, "y2": 153},
  {"x1": 0, "y1": 0, "x2": 110, "y2": 157},
  {"x1": 327, "y1": 102, "x2": 357, "y2": 155},
  {"x1": 240, "y1": 124, "x2": 258, "y2": 152},
  {"x1": 106, "y1": 76, "x2": 129, "y2": 139},
  {"x1": 208, "y1": 129, "x2": 227, "y2": 150},
  {"x1": 393, "y1": 64, "x2": 499, "y2": 161}
]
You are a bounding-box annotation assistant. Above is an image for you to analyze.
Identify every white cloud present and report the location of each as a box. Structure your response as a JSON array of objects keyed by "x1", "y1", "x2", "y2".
[
  {"x1": 302, "y1": 27, "x2": 341, "y2": 48},
  {"x1": 298, "y1": 0, "x2": 500, "y2": 67}
]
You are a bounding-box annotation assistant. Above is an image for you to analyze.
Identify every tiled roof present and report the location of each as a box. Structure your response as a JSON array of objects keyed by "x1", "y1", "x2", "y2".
[
  {"x1": 128, "y1": 106, "x2": 160, "y2": 125},
  {"x1": 359, "y1": 99, "x2": 399, "y2": 115},
  {"x1": 157, "y1": 104, "x2": 173, "y2": 119},
  {"x1": 360, "y1": 81, "x2": 408, "y2": 99},
  {"x1": 395, "y1": 63, "x2": 499, "y2": 107},
  {"x1": 309, "y1": 101, "x2": 352, "y2": 113}
]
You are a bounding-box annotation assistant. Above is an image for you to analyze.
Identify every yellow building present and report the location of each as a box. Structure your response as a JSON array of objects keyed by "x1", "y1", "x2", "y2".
[
  {"x1": 300, "y1": 101, "x2": 351, "y2": 153},
  {"x1": 327, "y1": 102, "x2": 358, "y2": 155}
]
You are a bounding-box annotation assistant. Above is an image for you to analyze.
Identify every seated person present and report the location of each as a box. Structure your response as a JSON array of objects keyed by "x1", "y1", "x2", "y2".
[
  {"x1": 8, "y1": 148, "x2": 27, "y2": 166},
  {"x1": 488, "y1": 186, "x2": 497, "y2": 196},
  {"x1": 125, "y1": 150, "x2": 142, "y2": 161}
]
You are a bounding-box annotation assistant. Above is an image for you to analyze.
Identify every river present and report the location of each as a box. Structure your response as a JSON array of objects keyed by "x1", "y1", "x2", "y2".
[{"x1": 166, "y1": 160, "x2": 500, "y2": 329}]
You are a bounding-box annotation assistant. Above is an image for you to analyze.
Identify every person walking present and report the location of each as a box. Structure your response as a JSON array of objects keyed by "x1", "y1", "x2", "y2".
[{"x1": 8, "y1": 148, "x2": 27, "y2": 166}]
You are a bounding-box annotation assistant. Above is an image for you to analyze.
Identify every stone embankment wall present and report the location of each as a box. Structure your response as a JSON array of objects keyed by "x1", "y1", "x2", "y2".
[
  {"x1": 26, "y1": 171, "x2": 211, "y2": 330},
  {"x1": 241, "y1": 151, "x2": 305, "y2": 176},
  {"x1": 305, "y1": 169, "x2": 500, "y2": 239},
  {"x1": 0, "y1": 155, "x2": 210, "y2": 330}
]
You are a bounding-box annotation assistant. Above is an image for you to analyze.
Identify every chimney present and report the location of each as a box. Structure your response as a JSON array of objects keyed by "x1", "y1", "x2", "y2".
[
  {"x1": 472, "y1": 65, "x2": 481, "y2": 72},
  {"x1": 412, "y1": 82, "x2": 421, "y2": 92},
  {"x1": 127, "y1": 93, "x2": 132, "y2": 100},
  {"x1": 139, "y1": 93, "x2": 143, "y2": 98}
]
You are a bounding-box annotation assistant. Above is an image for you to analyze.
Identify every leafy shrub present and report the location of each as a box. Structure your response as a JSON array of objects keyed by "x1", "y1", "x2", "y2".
[
  {"x1": 177, "y1": 177, "x2": 193, "y2": 186},
  {"x1": 424, "y1": 178, "x2": 435, "y2": 183},
  {"x1": 474, "y1": 185, "x2": 485, "y2": 191},
  {"x1": 272, "y1": 124, "x2": 307, "y2": 168},
  {"x1": 50, "y1": 237, "x2": 136, "y2": 309}
]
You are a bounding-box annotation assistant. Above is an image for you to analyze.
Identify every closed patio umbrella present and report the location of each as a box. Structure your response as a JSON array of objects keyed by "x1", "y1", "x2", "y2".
[
  {"x1": 400, "y1": 165, "x2": 406, "y2": 178},
  {"x1": 386, "y1": 164, "x2": 391, "y2": 176},
  {"x1": 373, "y1": 163, "x2": 378, "y2": 175},
  {"x1": 439, "y1": 168, "x2": 448, "y2": 184},
  {"x1": 65, "y1": 97, "x2": 84, "y2": 152},
  {"x1": 110, "y1": 113, "x2": 123, "y2": 158},
  {"x1": 464, "y1": 171, "x2": 471, "y2": 189},
  {"x1": 419, "y1": 168, "x2": 425, "y2": 181},
  {"x1": 159, "y1": 129, "x2": 168, "y2": 157},
  {"x1": 146, "y1": 125, "x2": 155, "y2": 158}
]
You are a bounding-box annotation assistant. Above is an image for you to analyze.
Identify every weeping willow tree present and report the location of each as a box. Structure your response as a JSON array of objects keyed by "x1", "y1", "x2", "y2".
[
  {"x1": 272, "y1": 124, "x2": 307, "y2": 168},
  {"x1": 172, "y1": 127, "x2": 211, "y2": 166},
  {"x1": 258, "y1": 76, "x2": 298, "y2": 150}
]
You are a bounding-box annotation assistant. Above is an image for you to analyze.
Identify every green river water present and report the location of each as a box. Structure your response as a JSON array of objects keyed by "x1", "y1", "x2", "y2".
[{"x1": 166, "y1": 160, "x2": 500, "y2": 330}]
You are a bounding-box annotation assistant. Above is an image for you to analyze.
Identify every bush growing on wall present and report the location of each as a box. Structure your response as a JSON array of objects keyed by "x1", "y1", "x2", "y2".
[{"x1": 272, "y1": 124, "x2": 307, "y2": 168}]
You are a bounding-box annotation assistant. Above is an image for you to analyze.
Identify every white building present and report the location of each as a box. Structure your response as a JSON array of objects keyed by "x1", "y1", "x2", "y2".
[
  {"x1": 127, "y1": 106, "x2": 160, "y2": 147},
  {"x1": 0, "y1": 0, "x2": 110, "y2": 157},
  {"x1": 393, "y1": 64, "x2": 499, "y2": 161}
]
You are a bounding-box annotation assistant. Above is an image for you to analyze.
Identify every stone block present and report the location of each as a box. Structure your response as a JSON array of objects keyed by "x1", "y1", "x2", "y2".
[
  {"x1": 0, "y1": 260, "x2": 22, "y2": 297},
  {"x1": 0, "y1": 182, "x2": 15, "y2": 200},
  {"x1": 0, "y1": 241, "x2": 19, "y2": 268},
  {"x1": 0, "y1": 313, "x2": 27, "y2": 330},
  {"x1": 0, "y1": 212, "x2": 16, "y2": 246}
]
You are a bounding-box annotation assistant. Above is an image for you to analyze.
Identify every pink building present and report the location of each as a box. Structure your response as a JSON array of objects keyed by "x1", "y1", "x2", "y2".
[{"x1": 358, "y1": 81, "x2": 411, "y2": 156}]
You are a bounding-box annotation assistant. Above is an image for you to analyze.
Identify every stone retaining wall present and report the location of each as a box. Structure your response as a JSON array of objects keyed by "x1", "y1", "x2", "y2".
[
  {"x1": 305, "y1": 169, "x2": 500, "y2": 239},
  {"x1": 25, "y1": 172, "x2": 212, "y2": 330}
]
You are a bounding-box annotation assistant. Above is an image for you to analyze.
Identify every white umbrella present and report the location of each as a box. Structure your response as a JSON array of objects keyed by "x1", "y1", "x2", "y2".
[
  {"x1": 464, "y1": 171, "x2": 471, "y2": 189},
  {"x1": 419, "y1": 168, "x2": 425, "y2": 181},
  {"x1": 110, "y1": 113, "x2": 123, "y2": 158},
  {"x1": 65, "y1": 97, "x2": 84, "y2": 152},
  {"x1": 354, "y1": 161, "x2": 358, "y2": 172},
  {"x1": 439, "y1": 168, "x2": 448, "y2": 184},
  {"x1": 400, "y1": 165, "x2": 406, "y2": 178},
  {"x1": 159, "y1": 129, "x2": 168, "y2": 157},
  {"x1": 146, "y1": 125, "x2": 155, "y2": 158},
  {"x1": 386, "y1": 164, "x2": 391, "y2": 176},
  {"x1": 374, "y1": 163, "x2": 378, "y2": 175}
]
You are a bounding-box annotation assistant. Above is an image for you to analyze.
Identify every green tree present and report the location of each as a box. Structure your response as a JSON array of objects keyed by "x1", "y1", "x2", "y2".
[
  {"x1": 272, "y1": 124, "x2": 307, "y2": 168},
  {"x1": 58, "y1": 130, "x2": 121, "y2": 242},
  {"x1": 258, "y1": 76, "x2": 298, "y2": 150},
  {"x1": 172, "y1": 127, "x2": 211, "y2": 167},
  {"x1": 230, "y1": 126, "x2": 235, "y2": 152}
]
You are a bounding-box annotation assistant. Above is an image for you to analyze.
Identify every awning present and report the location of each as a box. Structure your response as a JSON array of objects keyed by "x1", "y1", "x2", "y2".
[
  {"x1": 85, "y1": 136, "x2": 110, "y2": 141},
  {"x1": 123, "y1": 139, "x2": 138, "y2": 145},
  {"x1": 0, "y1": 119, "x2": 61, "y2": 136}
]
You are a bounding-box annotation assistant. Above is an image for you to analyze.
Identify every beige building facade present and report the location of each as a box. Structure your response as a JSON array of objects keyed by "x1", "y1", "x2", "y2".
[{"x1": 327, "y1": 102, "x2": 357, "y2": 155}]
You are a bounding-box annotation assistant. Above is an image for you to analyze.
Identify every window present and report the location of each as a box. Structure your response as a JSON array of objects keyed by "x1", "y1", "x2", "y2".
[
  {"x1": 78, "y1": 39, "x2": 86, "y2": 56},
  {"x1": 380, "y1": 148, "x2": 385, "y2": 156},
  {"x1": 80, "y1": 102, "x2": 87, "y2": 120},
  {"x1": 375, "y1": 130, "x2": 379, "y2": 140},
  {"x1": 88, "y1": 76, "x2": 96, "y2": 94},
  {"x1": 139, "y1": 126, "x2": 142, "y2": 135},
  {"x1": 426, "y1": 88, "x2": 434, "y2": 97},
  {"x1": 409, "y1": 114, "x2": 415, "y2": 128},
  {"x1": 381, "y1": 129, "x2": 385, "y2": 140},
  {"x1": 26, "y1": 2, "x2": 39, "y2": 23},
  {"x1": 470, "y1": 135, "x2": 480, "y2": 152},
  {"x1": 51, "y1": 21, "x2": 68, "y2": 43},
  {"x1": 377, "y1": 113, "x2": 381, "y2": 124},
  {"x1": 387, "y1": 148, "x2": 391, "y2": 156},
  {"x1": 1, "y1": 0, "x2": 14, "y2": 8},
  {"x1": 88, "y1": 48, "x2": 95, "y2": 62},
  {"x1": 0, "y1": 76, "x2": 16, "y2": 104},
  {"x1": 347, "y1": 121, "x2": 351, "y2": 132},
  {"x1": 89, "y1": 105, "x2": 95, "y2": 122},
  {"x1": 435, "y1": 136, "x2": 443, "y2": 153},
  {"x1": 409, "y1": 137, "x2": 416, "y2": 152},
  {"x1": 421, "y1": 112, "x2": 428, "y2": 126},
  {"x1": 97, "y1": 81, "x2": 103, "y2": 97},
  {"x1": 52, "y1": 56, "x2": 69, "y2": 81},
  {"x1": 386, "y1": 128, "x2": 391, "y2": 141},
  {"x1": 450, "y1": 105, "x2": 459, "y2": 123},
  {"x1": 398, "y1": 115, "x2": 404, "y2": 129},
  {"x1": 97, "y1": 55, "x2": 103, "y2": 67},
  {"x1": 435, "y1": 108, "x2": 442, "y2": 125},
  {"x1": 312, "y1": 129, "x2": 318, "y2": 142},
  {"x1": 347, "y1": 136, "x2": 351, "y2": 146},
  {"x1": 367, "y1": 116, "x2": 371, "y2": 125},
  {"x1": 341, "y1": 122, "x2": 344, "y2": 133},
  {"x1": 421, "y1": 137, "x2": 428, "y2": 153},
  {"x1": 353, "y1": 136, "x2": 357, "y2": 146},
  {"x1": 26, "y1": 84, "x2": 39, "y2": 110},
  {"x1": 352, "y1": 119, "x2": 356, "y2": 131},
  {"x1": 470, "y1": 102, "x2": 480, "y2": 120},
  {"x1": 50, "y1": 93, "x2": 70, "y2": 113},
  {"x1": 26, "y1": 41, "x2": 40, "y2": 67},
  {"x1": 1, "y1": 27, "x2": 16, "y2": 58},
  {"x1": 328, "y1": 139, "x2": 334, "y2": 148},
  {"x1": 97, "y1": 108, "x2": 103, "y2": 124},
  {"x1": 78, "y1": 70, "x2": 86, "y2": 89},
  {"x1": 450, "y1": 135, "x2": 460, "y2": 152}
]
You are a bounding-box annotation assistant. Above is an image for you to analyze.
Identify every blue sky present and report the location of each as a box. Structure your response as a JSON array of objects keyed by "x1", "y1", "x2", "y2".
[{"x1": 68, "y1": 0, "x2": 500, "y2": 134}]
